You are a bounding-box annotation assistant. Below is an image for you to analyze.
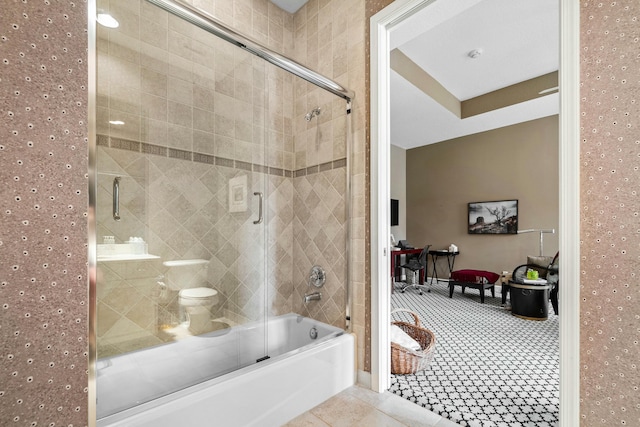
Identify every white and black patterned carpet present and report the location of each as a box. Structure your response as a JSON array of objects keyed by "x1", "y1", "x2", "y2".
[{"x1": 390, "y1": 280, "x2": 559, "y2": 427}]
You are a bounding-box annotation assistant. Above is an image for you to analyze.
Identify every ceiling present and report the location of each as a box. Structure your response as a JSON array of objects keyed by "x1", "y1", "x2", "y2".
[
  {"x1": 269, "y1": 0, "x2": 308, "y2": 13},
  {"x1": 390, "y1": 0, "x2": 559, "y2": 149}
]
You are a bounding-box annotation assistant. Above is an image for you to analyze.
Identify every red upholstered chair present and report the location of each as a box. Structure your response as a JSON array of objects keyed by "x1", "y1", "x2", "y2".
[{"x1": 449, "y1": 270, "x2": 501, "y2": 303}]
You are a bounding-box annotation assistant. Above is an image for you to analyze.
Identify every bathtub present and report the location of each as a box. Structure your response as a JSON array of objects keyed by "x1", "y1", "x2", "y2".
[{"x1": 97, "y1": 313, "x2": 355, "y2": 427}]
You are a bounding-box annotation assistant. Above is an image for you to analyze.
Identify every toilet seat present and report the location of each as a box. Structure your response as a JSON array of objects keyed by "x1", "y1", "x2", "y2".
[{"x1": 179, "y1": 287, "x2": 217, "y2": 299}]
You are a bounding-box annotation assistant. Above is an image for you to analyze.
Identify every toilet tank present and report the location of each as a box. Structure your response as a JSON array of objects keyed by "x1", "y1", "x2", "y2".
[{"x1": 163, "y1": 259, "x2": 209, "y2": 291}]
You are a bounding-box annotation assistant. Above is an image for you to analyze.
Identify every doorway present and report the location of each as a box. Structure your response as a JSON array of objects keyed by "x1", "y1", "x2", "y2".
[{"x1": 369, "y1": 0, "x2": 580, "y2": 425}]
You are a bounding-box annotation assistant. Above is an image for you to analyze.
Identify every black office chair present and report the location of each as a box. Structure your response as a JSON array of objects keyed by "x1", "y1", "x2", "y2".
[{"x1": 400, "y1": 245, "x2": 431, "y2": 295}]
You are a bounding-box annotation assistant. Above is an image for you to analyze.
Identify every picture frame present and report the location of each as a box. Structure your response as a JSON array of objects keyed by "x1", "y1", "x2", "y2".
[
  {"x1": 228, "y1": 175, "x2": 248, "y2": 213},
  {"x1": 468, "y1": 199, "x2": 518, "y2": 234}
]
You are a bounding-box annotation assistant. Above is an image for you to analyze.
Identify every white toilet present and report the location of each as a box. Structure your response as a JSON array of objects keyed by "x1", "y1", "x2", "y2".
[
  {"x1": 179, "y1": 287, "x2": 219, "y2": 335},
  {"x1": 163, "y1": 259, "x2": 219, "y2": 335}
]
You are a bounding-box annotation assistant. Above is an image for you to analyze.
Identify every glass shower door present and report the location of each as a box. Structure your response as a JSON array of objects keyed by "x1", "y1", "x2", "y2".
[{"x1": 94, "y1": 0, "x2": 269, "y2": 417}]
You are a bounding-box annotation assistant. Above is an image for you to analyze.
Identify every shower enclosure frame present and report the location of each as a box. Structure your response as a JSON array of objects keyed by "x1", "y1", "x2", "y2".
[{"x1": 87, "y1": 0, "x2": 355, "y2": 423}]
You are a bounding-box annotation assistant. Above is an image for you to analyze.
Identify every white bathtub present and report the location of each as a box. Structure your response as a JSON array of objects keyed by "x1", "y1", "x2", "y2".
[{"x1": 97, "y1": 314, "x2": 355, "y2": 427}]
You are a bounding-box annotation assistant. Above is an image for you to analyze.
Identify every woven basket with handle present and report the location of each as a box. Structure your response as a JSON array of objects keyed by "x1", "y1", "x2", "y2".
[{"x1": 391, "y1": 308, "x2": 436, "y2": 374}]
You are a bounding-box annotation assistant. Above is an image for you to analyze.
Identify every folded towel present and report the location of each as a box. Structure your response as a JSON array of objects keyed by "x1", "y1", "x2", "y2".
[{"x1": 390, "y1": 325, "x2": 421, "y2": 351}]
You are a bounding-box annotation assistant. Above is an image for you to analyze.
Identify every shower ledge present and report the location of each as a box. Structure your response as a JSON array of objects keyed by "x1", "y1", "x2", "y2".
[
  {"x1": 97, "y1": 254, "x2": 161, "y2": 262},
  {"x1": 97, "y1": 243, "x2": 159, "y2": 262}
]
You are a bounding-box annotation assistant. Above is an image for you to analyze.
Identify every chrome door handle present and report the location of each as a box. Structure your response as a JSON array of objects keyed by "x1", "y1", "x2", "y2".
[
  {"x1": 113, "y1": 176, "x2": 121, "y2": 221},
  {"x1": 253, "y1": 192, "x2": 263, "y2": 224}
]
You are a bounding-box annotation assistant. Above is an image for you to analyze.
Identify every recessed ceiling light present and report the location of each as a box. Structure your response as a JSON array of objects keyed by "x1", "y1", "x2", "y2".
[
  {"x1": 97, "y1": 12, "x2": 119, "y2": 29},
  {"x1": 467, "y1": 49, "x2": 483, "y2": 59},
  {"x1": 109, "y1": 120, "x2": 125, "y2": 125}
]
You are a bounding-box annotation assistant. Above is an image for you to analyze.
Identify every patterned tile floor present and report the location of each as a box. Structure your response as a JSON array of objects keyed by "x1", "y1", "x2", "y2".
[
  {"x1": 284, "y1": 385, "x2": 459, "y2": 427},
  {"x1": 389, "y1": 280, "x2": 559, "y2": 427}
]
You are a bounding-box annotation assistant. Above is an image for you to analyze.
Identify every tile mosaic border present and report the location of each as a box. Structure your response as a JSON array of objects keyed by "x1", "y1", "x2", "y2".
[{"x1": 97, "y1": 134, "x2": 345, "y2": 177}]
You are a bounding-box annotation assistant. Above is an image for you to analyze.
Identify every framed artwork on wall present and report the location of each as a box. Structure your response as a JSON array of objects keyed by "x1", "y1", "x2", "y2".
[
  {"x1": 468, "y1": 199, "x2": 518, "y2": 234},
  {"x1": 228, "y1": 175, "x2": 248, "y2": 213}
]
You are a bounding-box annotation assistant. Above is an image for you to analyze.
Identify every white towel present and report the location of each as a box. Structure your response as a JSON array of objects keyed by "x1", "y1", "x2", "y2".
[{"x1": 390, "y1": 325, "x2": 421, "y2": 351}]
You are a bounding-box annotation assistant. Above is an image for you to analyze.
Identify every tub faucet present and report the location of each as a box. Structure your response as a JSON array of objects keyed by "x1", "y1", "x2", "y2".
[{"x1": 303, "y1": 291, "x2": 322, "y2": 303}]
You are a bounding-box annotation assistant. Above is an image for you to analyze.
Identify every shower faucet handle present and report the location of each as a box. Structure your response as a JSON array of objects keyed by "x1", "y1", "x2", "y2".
[{"x1": 309, "y1": 265, "x2": 326, "y2": 288}]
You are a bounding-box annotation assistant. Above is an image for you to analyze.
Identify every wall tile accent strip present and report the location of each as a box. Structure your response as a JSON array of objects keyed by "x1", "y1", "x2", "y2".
[
  {"x1": 580, "y1": 1, "x2": 640, "y2": 425},
  {"x1": 97, "y1": 134, "x2": 345, "y2": 178},
  {"x1": 0, "y1": 2, "x2": 89, "y2": 426}
]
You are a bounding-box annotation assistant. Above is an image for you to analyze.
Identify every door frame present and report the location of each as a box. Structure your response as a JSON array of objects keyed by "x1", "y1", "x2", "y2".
[{"x1": 369, "y1": 0, "x2": 580, "y2": 425}]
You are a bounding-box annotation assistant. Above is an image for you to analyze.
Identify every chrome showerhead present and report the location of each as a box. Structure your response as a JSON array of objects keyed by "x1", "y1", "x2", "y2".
[{"x1": 304, "y1": 107, "x2": 321, "y2": 121}]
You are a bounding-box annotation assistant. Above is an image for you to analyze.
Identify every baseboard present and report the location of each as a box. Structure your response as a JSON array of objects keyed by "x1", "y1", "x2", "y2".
[{"x1": 356, "y1": 370, "x2": 371, "y2": 388}]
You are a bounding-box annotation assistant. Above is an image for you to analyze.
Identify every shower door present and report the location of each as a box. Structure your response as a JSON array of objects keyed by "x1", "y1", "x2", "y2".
[
  {"x1": 92, "y1": 0, "x2": 352, "y2": 420},
  {"x1": 94, "y1": 0, "x2": 270, "y2": 417}
]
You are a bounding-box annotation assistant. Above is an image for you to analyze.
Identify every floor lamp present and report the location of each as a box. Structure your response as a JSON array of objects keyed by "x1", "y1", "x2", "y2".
[{"x1": 517, "y1": 229, "x2": 555, "y2": 256}]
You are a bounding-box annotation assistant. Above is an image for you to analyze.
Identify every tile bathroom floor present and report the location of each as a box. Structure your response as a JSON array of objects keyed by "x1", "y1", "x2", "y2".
[{"x1": 284, "y1": 385, "x2": 460, "y2": 427}]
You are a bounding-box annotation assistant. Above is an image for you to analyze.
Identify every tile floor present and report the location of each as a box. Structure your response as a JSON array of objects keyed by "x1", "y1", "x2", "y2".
[{"x1": 284, "y1": 385, "x2": 460, "y2": 427}]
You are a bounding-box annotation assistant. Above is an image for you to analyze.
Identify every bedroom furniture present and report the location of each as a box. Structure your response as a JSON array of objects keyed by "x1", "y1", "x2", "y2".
[
  {"x1": 399, "y1": 245, "x2": 431, "y2": 294},
  {"x1": 508, "y1": 277, "x2": 550, "y2": 320},
  {"x1": 503, "y1": 252, "x2": 559, "y2": 314},
  {"x1": 428, "y1": 249, "x2": 459, "y2": 284},
  {"x1": 449, "y1": 270, "x2": 500, "y2": 303},
  {"x1": 390, "y1": 248, "x2": 423, "y2": 293}
]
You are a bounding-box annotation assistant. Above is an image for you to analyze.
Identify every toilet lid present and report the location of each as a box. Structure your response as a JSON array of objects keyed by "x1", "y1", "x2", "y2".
[{"x1": 180, "y1": 287, "x2": 217, "y2": 299}]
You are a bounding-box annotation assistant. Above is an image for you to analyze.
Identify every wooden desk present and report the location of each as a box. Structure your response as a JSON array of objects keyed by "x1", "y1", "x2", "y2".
[{"x1": 390, "y1": 248, "x2": 424, "y2": 292}]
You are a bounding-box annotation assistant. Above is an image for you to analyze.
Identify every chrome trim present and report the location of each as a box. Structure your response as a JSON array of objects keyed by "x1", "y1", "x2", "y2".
[
  {"x1": 146, "y1": 0, "x2": 354, "y2": 102},
  {"x1": 253, "y1": 192, "x2": 263, "y2": 225},
  {"x1": 345, "y1": 101, "x2": 352, "y2": 331},
  {"x1": 87, "y1": 0, "x2": 98, "y2": 425}
]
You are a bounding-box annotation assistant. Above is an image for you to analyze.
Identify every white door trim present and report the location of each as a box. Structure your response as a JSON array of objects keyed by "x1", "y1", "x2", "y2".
[{"x1": 369, "y1": 1, "x2": 580, "y2": 424}]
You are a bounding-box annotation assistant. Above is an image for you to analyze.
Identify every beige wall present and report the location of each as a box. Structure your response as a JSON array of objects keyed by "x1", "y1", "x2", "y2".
[
  {"x1": 390, "y1": 144, "x2": 407, "y2": 241},
  {"x1": 2, "y1": 0, "x2": 639, "y2": 426},
  {"x1": 405, "y1": 116, "x2": 559, "y2": 275}
]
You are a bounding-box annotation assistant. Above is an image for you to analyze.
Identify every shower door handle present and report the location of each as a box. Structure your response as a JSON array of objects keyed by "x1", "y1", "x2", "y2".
[
  {"x1": 253, "y1": 192, "x2": 263, "y2": 224},
  {"x1": 113, "y1": 176, "x2": 121, "y2": 221}
]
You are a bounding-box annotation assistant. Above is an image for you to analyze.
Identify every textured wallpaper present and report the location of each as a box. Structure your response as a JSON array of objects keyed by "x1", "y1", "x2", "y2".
[
  {"x1": 0, "y1": 1, "x2": 89, "y2": 426},
  {"x1": 1, "y1": 0, "x2": 639, "y2": 425},
  {"x1": 580, "y1": 1, "x2": 640, "y2": 425}
]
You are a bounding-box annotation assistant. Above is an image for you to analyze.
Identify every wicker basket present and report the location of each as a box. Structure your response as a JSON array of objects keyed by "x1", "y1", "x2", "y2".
[{"x1": 391, "y1": 309, "x2": 436, "y2": 374}]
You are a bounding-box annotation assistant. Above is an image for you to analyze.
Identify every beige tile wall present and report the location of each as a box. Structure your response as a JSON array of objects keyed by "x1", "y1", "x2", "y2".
[{"x1": 94, "y1": 0, "x2": 355, "y2": 357}]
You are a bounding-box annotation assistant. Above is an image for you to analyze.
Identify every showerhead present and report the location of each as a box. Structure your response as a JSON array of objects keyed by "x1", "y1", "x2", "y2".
[{"x1": 304, "y1": 107, "x2": 321, "y2": 121}]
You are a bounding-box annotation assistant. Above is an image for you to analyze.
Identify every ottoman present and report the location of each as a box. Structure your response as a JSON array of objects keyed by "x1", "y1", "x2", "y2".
[{"x1": 449, "y1": 270, "x2": 501, "y2": 303}]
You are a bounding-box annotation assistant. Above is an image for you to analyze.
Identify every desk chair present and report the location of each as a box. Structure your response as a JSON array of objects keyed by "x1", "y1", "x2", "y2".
[{"x1": 400, "y1": 245, "x2": 431, "y2": 295}]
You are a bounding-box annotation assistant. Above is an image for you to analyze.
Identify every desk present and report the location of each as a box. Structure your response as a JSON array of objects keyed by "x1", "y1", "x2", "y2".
[
  {"x1": 428, "y1": 250, "x2": 459, "y2": 284},
  {"x1": 390, "y1": 248, "x2": 424, "y2": 292}
]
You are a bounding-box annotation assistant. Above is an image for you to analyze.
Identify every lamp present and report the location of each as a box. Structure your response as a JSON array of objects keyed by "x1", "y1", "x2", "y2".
[{"x1": 517, "y1": 228, "x2": 555, "y2": 256}]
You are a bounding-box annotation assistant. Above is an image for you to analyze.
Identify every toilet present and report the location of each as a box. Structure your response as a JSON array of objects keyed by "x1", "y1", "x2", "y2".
[
  {"x1": 179, "y1": 287, "x2": 219, "y2": 335},
  {"x1": 162, "y1": 259, "x2": 219, "y2": 335}
]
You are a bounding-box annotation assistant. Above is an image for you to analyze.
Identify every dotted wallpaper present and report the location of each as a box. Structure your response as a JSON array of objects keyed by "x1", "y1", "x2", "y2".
[
  {"x1": 0, "y1": 1, "x2": 89, "y2": 426},
  {"x1": 1, "y1": 0, "x2": 639, "y2": 425},
  {"x1": 580, "y1": 1, "x2": 640, "y2": 425}
]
